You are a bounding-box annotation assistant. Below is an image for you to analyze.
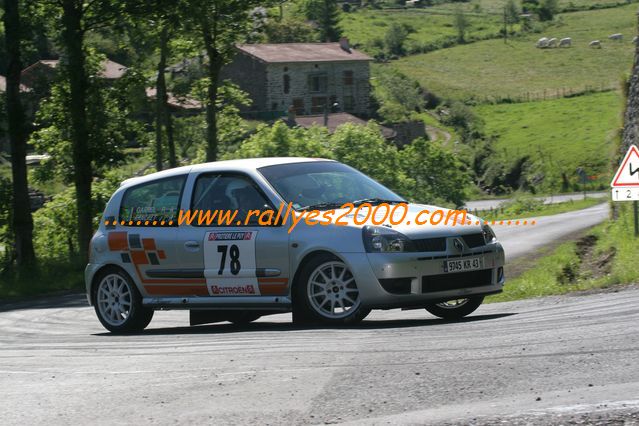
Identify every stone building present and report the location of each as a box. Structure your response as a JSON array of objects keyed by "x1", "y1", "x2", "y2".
[{"x1": 221, "y1": 39, "x2": 372, "y2": 118}]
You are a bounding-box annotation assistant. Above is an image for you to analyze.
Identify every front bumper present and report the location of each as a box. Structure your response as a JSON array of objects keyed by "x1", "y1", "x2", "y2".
[{"x1": 340, "y1": 242, "x2": 505, "y2": 309}]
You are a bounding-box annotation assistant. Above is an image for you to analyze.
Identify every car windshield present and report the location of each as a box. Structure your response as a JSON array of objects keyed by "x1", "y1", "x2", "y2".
[{"x1": 258, "y1": 161, "x2": 405, "y2": 210}]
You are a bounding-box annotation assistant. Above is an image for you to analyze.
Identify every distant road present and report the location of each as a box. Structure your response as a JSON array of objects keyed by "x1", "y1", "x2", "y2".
[
  {"x1": 465, "y1": 191, "x2": 608, "y2": 211},
  {"x1": 494, "y1": 202, "x2": 609, "y2": 260}
]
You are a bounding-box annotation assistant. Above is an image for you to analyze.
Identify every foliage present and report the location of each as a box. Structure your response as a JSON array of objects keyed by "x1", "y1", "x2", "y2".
[
  {"x1": 400, "y1": 137, "x2": 470, "y2": 206},
  {"x1": 475, "y1": 91, "x2": 620, "y2": 192},
  {"x1": 263, "y1": 18, "x2": 318, "y2": 42},
  {"x1": 538, "y1": 0, "x2": 559, "y2": 20},
  {"x1": 32, "y1": 167, "x2": 129, "y2": 262},
  {"x1": 372, "y1": 67, "x2": 425, "y2": 123},
  {"x1": 301, "y1": 0, "x2": 342, "y2": 42},
  {"x1": 226, "y1": 120, "x2": 469, "y2": 205},
  {"x1": 0, "y1": 177, "x2": 12, "y2": 268},
  {"x1": 438, "y1": 101, "x2": 484, "y2": 143},
  {"x1": 29, "y1": 51, "x2": 137, "y2": 184},
  {"x1": 453, "y1": 8, "x2": 470, "y2": 42},
  {"x1": 384, "y1": 22, "x2": 412, "y2": 56},
  {"x1": 504, "y1": 0, "x2": 521, "y2": 31}
]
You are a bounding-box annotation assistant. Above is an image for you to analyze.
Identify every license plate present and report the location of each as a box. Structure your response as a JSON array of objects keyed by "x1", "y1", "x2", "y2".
[{"x1": 444, "y1": 257, "x2": 483, "y2": 273}]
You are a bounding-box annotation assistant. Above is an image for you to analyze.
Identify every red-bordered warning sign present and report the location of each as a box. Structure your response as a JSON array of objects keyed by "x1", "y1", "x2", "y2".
[{"x1": 611, "y1": 145, "x2": 639, "y2": 187}]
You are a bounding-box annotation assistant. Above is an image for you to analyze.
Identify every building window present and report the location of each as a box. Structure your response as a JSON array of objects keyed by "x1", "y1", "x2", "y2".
[
  {"x1": 308, "y1": 74, "x2": 328, "y2": 93},
  {"x1": 293, "y1": 98, "x2": 305, "y2": 115},
  {"x1": 343, "y1": 95, "x2": 355, "y2": 112},
  {"x1": 343, "y1": 70, "x2": 354, "y2": 86},
  {"x1": 311, "y1": 96, "x2": 328, "y2": 114},
  {"x1": 271, "y1": 102, "x2": 279, "y2": 111},
  {"x1": 283, "y1": 74, "x2": 290, "y2": 94}
]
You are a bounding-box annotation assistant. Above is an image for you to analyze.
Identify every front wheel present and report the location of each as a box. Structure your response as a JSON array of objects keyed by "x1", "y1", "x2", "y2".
[
  {"x1": 93, "y1": 268, "x2": 154, "y2": 333},
  {"x1": 294, "y1": 254, "x2": 370, "y2": 325},
  {"x1": 425, "y1": 296, "x2": 484, "y2": 320}
]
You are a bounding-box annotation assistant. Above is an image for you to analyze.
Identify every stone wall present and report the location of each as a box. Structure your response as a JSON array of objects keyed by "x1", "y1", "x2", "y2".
[
  {"x1": 265, "y1": 60, "x2": 371, "y2": 116},
  {"x1": 622, "y1": 13, "x2": 639, "y2": 157},
  {"x1": 220, "y1": 53, "x2": 268, "y2": 112}
]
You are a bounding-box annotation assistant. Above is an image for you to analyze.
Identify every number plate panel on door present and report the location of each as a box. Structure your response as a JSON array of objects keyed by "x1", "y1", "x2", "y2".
[{"x1": 203, "y1": 231, "x2": 259, "y2": 296}]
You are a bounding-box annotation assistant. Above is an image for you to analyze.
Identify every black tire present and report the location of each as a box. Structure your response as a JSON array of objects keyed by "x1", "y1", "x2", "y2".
[
  {"x1": 293, "y1": 253, "x2": 370, "y2": 325},
  {"x1": 93, "y1": 267, "x2": 154, "y2": 333},
  {"x1": 425, "y1": 296, "x2": 484, "y2": 320}
]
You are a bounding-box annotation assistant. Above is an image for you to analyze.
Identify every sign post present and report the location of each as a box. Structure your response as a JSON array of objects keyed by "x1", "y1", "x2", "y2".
[{"x1": 611, "y1": 145, "x2": 639, "y2": 236}]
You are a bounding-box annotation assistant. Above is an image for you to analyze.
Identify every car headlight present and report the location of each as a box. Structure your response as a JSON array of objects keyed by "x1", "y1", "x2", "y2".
[
  {"x1": 482, "y1": 223, "x2": 496, "y2": 244},
  {"x1": 362, "y1": 225, "x2": 415, "y2": 253}
]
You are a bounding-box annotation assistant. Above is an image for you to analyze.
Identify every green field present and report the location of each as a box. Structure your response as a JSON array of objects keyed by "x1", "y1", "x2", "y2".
[
  {"x1": 341, "y1": 8, "x2": 506, "y2": 56},
  {"x1": 475, "y1": 91, "x2": 621, "y2": 189},
  {"x1": 429, "y1": 0, "x2": 630, "y2": 14},
  {"x1": 392, "y1": 5, "x2": 636, "y2": 101}
]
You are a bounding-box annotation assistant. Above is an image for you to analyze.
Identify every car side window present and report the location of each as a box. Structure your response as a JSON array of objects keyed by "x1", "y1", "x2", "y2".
[
  {"x1": 119, "y1": 175, "x2": 186, "y2": 226},
  {"x1": 191, "y1": 173, "x2": 271, "y2": 226}
]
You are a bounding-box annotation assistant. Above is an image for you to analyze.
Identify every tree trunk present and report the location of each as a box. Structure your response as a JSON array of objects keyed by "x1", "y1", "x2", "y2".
[
  {"x1": 202, "y1": 24, "x2": 221, "y2": 162},
  {"x1": 621, "y1": 13, "x2": 639, "y2": 156},
  {"x1": 3, "y1": 0, "x2": 36, "y2": 268},
  {"x1": 154, "y1": 26, "x2": 169, "y2": 171},
  {"x1": 61, "y1": 1, "x2": 93, "y2": 264},
  {"x1": 157, "y1": 25, "x2": 177, "y2": 169}
]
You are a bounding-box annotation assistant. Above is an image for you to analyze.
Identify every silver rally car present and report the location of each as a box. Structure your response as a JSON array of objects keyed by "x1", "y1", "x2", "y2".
[{"x1": 86, "y1": 158, "x2": 505, "y2": 332}]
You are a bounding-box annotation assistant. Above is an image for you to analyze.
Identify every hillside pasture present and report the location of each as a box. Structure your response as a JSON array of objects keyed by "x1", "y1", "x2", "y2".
[
  {"x1": 475, "y1": 91, "x2": 622, "y2": 190},
  {"x1": 392, "y1": 5, "x2": 636, "y2": 101}
]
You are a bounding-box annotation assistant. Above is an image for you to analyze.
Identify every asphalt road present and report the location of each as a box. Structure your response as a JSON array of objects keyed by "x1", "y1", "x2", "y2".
[
  {"x1": 494, "y1": 202, "x2": 610, "y2": 261},
  {"x1": 465, "y1": 192, "x2": 608, "y2": 211},
  {"x1": 2, "y1": 202, "x2": 634, "y2": 426},
  {"x1": 1, "y1": 286, "x2": 638, "y2": 425}
]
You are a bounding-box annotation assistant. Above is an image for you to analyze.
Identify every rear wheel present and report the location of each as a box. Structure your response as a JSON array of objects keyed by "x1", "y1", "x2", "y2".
[
  {"x1": 93, "y1": 268, "x2": 153, "y2": 333},
  {"x1": 294, "y1": 254, "x2": 370, "y2": 325},
  {"x1": 425, "y1": 296, "x2": 484, "y2": 320}
]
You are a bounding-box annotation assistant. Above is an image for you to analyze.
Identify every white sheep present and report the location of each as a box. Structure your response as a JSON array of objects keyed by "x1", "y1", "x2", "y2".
[
  {"x1": 633, "y1": 36, "x2": 638, "y2": 44},
  {"x1": 536, "y1": 37, "x2": 549, "y2": 48},
  {"x1": 559, "y1": 37, "x2": 572, "y2": 47},
  {"x1": 547, "y1": 37, "x2": 558, "y2": 47},
  {"x1": 589, "y1": 40, "x2": 602, "y2": 48},
  {"x1": 608, "y1": 33, "x2": 623, "y2": 42}
]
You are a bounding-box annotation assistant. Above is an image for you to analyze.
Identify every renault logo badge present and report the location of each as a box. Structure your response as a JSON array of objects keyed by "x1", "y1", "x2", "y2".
[{"x1": 453, "y1": 238, "x2": 464, "y2": 252}]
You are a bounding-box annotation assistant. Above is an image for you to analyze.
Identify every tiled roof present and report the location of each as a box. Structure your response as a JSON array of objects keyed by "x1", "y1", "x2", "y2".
[
  {"x1": 236, "y1": 43, "x2": 372, "y2": 63},
  {"x1": 145, "y1": 87, "x2": 203, "y2": 110},
  {"x1": 294, "y1": 112, "x2": 396, "y2": 139},
  {"x1": 21, "y1": 58, "x2": 127, "y2": 80}
]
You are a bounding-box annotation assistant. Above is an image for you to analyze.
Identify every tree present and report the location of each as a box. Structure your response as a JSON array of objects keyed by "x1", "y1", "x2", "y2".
[
  {"x1": 3, "y1": 0, "x2": 36, "y2": 268},
  {"x1": 302, "y1": 0, "x2": 341, "y2": 42},
  {"x1": 453, "y1": 8, "x2": 470, "y2": 43},
  {"x1": 384, "y1": 22, "x2": 410, "y2": 56},
  {"x1": 372, "y1": 67, "x2": 425, "y2": 123},
  {"x1": 504, "y1": 0, "x2": 520, "y2": 32},
  {"x1": 264, "y1": 19, "x2": 317, "y2": 43},
  {"x1": 400, "y1": 138, "x2": 470, "y2": 206},
  {"x1": 188, "y1": 0, "x2": 270, "y2": 162},
  {"x1": 537, "y1": 0, "x2": 558, "y2": 21},
  {"x1": 43, "y1": 1, "x2": 145, "y2": 262}
]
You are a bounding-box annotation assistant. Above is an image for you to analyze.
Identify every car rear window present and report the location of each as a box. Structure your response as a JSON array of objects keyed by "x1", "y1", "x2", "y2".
[{"x1": 118, "y1": 175, "x2": 186, "y2": 226}]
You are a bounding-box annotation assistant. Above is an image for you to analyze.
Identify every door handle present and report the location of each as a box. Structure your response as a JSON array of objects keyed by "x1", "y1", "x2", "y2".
[{"x1": 184, "y1": 241, "x2": 200, "y2": 249}]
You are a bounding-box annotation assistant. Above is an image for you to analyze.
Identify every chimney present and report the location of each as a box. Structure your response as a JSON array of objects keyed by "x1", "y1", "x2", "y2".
[{"x1": 339, "y1": 37, "x2": 350, "y2": 52}]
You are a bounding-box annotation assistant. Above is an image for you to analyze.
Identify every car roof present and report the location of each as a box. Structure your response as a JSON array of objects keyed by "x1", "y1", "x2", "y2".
[{"x1": 119, "y1": 157, "x2": 335, "y2": 189}]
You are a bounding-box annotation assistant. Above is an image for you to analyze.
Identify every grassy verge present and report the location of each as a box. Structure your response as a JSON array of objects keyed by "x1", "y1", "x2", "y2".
[
  {"x1": 0, "y1": 260, "x2": 85, "y2": 299},
  {"x1": 488, "y1": 202, "x2": 638, "y2": 303},
  {"x1": 393, "y1": 5, "x2": 636, "y2": 101},
  {"x1": 477, "y1": 196, "x2": 605, "y2": 220}
]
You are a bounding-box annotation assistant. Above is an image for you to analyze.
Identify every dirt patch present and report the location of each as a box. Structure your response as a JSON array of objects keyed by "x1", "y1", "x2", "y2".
[{"x1": 556, "y1": 234, "x2": 616, "y2": 284}]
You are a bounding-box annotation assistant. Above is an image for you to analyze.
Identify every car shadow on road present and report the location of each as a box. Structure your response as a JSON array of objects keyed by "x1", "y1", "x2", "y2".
[{"x1": 92, "y1": 313, "x2": 517, "y2": 336}]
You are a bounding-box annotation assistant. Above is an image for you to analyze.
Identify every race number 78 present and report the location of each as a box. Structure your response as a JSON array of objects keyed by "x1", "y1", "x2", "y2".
[{"x1": 217, "y1": 244, "x2": 241, "y2": 275}]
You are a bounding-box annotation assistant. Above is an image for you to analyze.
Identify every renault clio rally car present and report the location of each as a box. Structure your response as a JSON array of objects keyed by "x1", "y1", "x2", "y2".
[{"x1": 86, "y1": 158, "x2": 505, "y2": 332}]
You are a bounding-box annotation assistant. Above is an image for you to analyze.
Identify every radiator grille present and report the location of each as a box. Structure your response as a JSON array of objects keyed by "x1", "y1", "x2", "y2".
[
  {"x1": 462, "y1": 233, "x2": 486, "y2": 248},
  {"x1": 412, "y1": 237, "x2": 446, "y2": 252}
]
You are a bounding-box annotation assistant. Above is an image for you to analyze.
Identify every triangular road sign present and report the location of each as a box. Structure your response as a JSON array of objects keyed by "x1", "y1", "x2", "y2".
[{"x1": 611, "y1": 145, "x2": 639, "y2": 187}]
